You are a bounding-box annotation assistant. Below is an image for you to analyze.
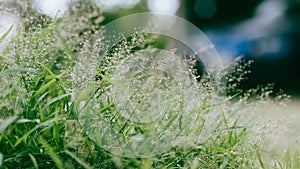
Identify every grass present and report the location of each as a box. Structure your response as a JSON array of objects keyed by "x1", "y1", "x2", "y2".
[{"x1": 0, "y1": 1, "x2": 299, "y2": 168}]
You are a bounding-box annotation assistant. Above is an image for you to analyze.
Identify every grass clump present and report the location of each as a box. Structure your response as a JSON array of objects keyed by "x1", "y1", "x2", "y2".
[{"x1": 0, "y1": 1, "x2": 297, "y2": 169}]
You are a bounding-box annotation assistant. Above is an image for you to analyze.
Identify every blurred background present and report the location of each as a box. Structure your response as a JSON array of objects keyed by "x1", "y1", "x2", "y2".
[{"x1": 30, "y1": 0, "x2": 300, "y2": 98}]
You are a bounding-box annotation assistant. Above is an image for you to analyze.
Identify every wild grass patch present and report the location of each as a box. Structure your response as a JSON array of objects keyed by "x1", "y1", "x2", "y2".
[{"x1": 0, "y1": 1, "x2": 298, "y2": 168}]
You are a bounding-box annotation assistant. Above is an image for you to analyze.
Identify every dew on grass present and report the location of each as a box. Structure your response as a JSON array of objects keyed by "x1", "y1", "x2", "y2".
[{"x1": 75, "y1": 47, "x2": 215, "y2": 157}]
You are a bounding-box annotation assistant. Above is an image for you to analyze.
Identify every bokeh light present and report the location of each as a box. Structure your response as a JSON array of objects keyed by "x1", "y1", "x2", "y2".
[
  {"x1": 95, "y1": 0, "x2": 141, "y2": 11},
  {"x1": 147, "y1": 0, "x2": 180, "y2": 14},
  {"x1": 33, "y1": 0, "x2": 71, "y2": 18}
]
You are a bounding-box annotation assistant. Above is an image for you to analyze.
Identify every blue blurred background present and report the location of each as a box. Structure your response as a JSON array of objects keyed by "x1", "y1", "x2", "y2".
[{"x1": 185, "y1": 0, "x2": 300, "y2": 98}]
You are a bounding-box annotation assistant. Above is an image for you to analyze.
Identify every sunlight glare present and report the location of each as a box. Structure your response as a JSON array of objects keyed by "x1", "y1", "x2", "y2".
[
  {"x1": 33, "y1": 0, "x2": 71, "y2": 18},
  {"x1": 147, "y1": 0, "x2": 180, "y2": 14}
]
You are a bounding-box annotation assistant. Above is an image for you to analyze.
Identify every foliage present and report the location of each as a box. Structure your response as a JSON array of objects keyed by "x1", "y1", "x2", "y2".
[{"x1": 0, "y1": 1, "x2": 297, "y2": 169}]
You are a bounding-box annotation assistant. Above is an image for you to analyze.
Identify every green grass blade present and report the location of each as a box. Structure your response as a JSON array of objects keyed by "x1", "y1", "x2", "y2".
[
  {"x1": 256, "y1": 150, "x2": 266, "y2": 169},
  {"x1": 29, "y1": 154, "x2": 39, "y2": 169},
  {"x1": 39, "y1": 64, "x2": 66, "y2": 79},
  {"x1": 0, "y1": 116, "x2": 18, "y2": 133},
  {"x1": 42, "y1": 93, "x2": 71, "y2": 111},
  {"x1": 14, "y1": 117, "x2": 61, "y2": 147},
  {"x1": 38, "y1": 136, "x2": 63, "y2": 169},
  {"x1": 32, "y1": 78, "x2": 56, "y2": 99},
  {"x1": 0, "y1": 68, "x2": 35, "y2": 77},
  {"x1": 223, "y1": 125, "x2": 253, "y2": 131},
  {"x1": 64, "y1": 150, "x2": 93, "y2": 169},
  {"x1": 0, "y1": 152, "x2": 3, "y2": 166},
  {"x1": 210, "y1": 147, "x2": 229, "y2": 153},
  {"x1": 0, "y1": 25, "x2": 13, "y2": 43}
]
